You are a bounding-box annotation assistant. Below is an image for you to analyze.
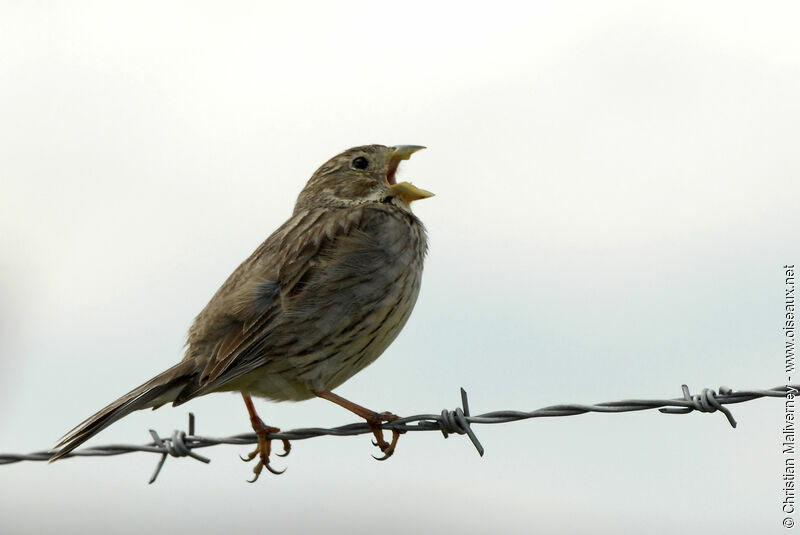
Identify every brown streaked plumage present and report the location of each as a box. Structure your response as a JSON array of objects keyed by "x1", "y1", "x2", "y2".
[{"x1": 51, "y1": 144, "x2": 433, "y2": 479}]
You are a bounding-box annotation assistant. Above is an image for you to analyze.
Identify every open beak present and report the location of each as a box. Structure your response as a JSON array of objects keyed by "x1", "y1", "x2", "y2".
[{"x1": 387, "y1": 145, "x2": 434, "y2": 203}]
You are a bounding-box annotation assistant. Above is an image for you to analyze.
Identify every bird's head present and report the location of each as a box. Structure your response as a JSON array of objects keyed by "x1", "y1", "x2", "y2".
[{"x1": 295, "y1": 144, "x2": 433, "y2": 213}]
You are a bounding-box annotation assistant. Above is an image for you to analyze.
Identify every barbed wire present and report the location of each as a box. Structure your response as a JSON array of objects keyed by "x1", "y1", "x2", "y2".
[{"x1": 1, "y1": 383, "x2": 792, "y2": 483}]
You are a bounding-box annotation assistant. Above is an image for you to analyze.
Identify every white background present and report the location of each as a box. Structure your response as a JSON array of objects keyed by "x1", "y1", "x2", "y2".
[{"x1": 1, "y1": 1, "x2": 797, "y2": 533}]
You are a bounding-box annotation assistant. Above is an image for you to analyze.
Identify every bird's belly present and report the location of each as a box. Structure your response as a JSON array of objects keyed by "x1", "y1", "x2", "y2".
[{"x1": 230, "y1": 273, "x2": 421, "y2": 402}]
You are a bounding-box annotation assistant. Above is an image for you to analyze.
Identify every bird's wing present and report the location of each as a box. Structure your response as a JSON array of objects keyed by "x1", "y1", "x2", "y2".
[{"x1": 174, "y1": 206, "x2": 367, "y2": 403}]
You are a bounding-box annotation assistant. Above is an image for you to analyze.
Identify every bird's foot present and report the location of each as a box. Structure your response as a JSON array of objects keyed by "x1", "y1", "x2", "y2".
[
  {"x1": 240, "y1": 418, "x2": 291, "y2": 482},
  {"x1": 313, "y1": 390, "x2": 403, "y2": 461},
  {"x1": 366, "y1": 411, "x2": 401, "y2": 461},
  {"x1": 240, "y1": 393, "x2": 290, "y2": 482}
]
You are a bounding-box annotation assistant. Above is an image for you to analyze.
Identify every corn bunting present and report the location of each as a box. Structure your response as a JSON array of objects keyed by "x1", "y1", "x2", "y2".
[{"x1": 51, "y1": 144, "x2": 433, "y2": 480}]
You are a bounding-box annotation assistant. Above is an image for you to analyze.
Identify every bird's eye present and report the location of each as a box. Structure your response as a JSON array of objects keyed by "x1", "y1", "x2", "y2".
[{"x1": 351, "y1": 156, "x2": 369, "y2": 170}]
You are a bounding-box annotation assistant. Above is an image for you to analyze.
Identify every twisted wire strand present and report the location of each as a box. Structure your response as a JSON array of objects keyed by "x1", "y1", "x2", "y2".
[{"x1": 0, "y1": 383, "x2": 792, "y2": 483}]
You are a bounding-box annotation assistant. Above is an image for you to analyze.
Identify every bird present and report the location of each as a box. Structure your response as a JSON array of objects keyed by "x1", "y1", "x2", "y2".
[{"x1": 50, "y1": 144, "x2": 433, "y2": 480}]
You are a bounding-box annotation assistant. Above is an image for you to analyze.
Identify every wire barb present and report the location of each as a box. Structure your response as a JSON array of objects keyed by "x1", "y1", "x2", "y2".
[
  {"x1": 1, "y1": 383, "x2": 792, "y2": 482},
  {"x1": 147, "y1": 413, "x2": 210, "y2": 483},
  {"x1": 658, "y1": 384, "x2": 737, "y2": 428},
  {"x1": 437, "y1": 388, "x2": 484, "y2": 456}
]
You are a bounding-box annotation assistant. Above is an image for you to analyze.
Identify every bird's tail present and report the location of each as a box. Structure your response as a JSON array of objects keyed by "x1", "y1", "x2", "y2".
[{"x1": 49, "y1": 360, "x2": 197, "y2": 462}]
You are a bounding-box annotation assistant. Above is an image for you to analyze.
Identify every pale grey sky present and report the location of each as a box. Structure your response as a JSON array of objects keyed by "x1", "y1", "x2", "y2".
[{"x1": 1, "y1": 1, "x2": 797, "y2": 534}]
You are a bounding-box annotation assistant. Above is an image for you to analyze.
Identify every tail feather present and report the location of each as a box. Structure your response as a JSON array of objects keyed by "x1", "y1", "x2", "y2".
[{"x1": 50, "y1": 360, "x2": 196, "y2": 462}]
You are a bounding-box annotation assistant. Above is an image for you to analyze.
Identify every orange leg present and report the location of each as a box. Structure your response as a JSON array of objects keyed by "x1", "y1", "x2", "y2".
[
  {"x1": 314, "y1": 390, "x2": 401, "y2": 460},
  {"x1": 241, "y1": 393, "x2": 290, "y2": 481}
]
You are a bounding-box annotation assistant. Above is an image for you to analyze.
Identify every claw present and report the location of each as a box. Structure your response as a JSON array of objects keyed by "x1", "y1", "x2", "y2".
[
  {"x1": 276, "y1": 440, "x2": 291, "y2": 458},
  {"x1": 247, "y1": 456, "x2": 286, "y2": 481},
  {"x1": 371, "y1": 429, "x2": 401, "y2": 461},
  {"x1": 265, "y1": 463, "x2": 286, "y2": 475},
  {"x1": 247, "y1": 467, "x2": 261, "y2": 483},
  {"x1": 239, "y1": 448, "x2": 258, "y2": 462}
]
